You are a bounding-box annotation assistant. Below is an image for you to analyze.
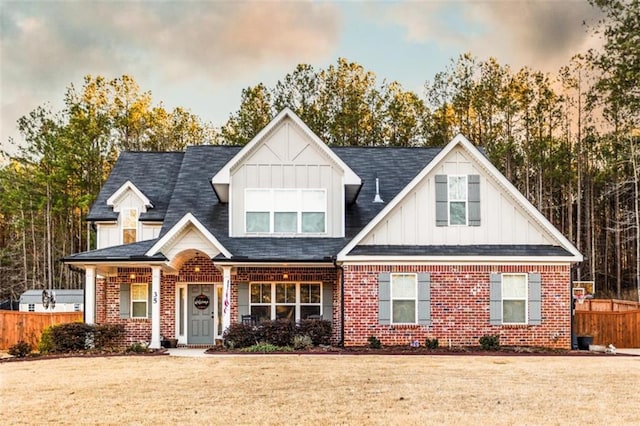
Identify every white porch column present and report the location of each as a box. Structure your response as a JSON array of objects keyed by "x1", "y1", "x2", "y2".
[
  {"x1": 85, "y1": 266, "x2": 96, "y2": 325},
  {"x1": 150, "y1": 266, "x2": 162, "y2": 349},
  {"x1": 222, "y1": 266, "x2": 232, "y2": 334}
]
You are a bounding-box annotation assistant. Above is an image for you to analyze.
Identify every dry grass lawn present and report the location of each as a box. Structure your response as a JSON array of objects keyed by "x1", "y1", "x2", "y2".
[{"x1": 1, "y1": 354, "x2": 639, "y2": 425}]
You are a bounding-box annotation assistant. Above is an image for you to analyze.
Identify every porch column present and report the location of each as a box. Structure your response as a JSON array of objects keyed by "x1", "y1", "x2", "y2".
[
  {"x1": 150, "y1": 266, "x2": 161, "y2": 349},
  {"x1": 222, "y1": 266, "x2": 232, "y2": 334},
  {"x1": 85, "y1": 266, "x2": 96, "y2": 325}
]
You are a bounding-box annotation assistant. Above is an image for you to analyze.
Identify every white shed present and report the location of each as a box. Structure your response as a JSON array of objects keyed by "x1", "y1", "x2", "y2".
[{"x1": 19, "y1": 289, "x2": 84, "y2": 313}]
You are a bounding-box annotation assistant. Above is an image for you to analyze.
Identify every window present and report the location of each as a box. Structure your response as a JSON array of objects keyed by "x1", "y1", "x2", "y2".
[
  {"x1": 131, "y1": 283, "x2": 148, "y2": 318},
  {"x1": 448, "y1": 175, "x2": 467, "y2": 225},
  {"x1": 250, "y1": 282, "x2": 322, "y2": 321},
  {"x1": 28, "y1": 303, "x2": 35, "y2": 312},
  {"x1": 502, "y1": 274, "x2": 527, "y2": 324},
  {"x1": 122, "y1": 208, "x2": 138, "y2": 244},
  {"x1": 391, "y1": 273, "x2": 417, "y2": 324},
  {"x1": 245, "y1": 189, "x2": 326, "y2": 234}
]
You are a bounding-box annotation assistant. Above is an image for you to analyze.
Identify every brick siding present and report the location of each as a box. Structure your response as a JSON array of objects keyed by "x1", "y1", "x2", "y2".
[
  {"x1": 342, "y1": 264, "x2": 572, "y2": 349},
  {"x1": 96, "y1": 258, "x2": 571, "y2": 349}
]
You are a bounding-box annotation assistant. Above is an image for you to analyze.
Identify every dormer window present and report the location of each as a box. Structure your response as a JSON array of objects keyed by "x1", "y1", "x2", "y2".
[
  {"x1": 122, "y1": 208, "x2": 138, "y2": 244},
  {"x1": 245, "y1": 189, "x2": 326, "y2": 235}
]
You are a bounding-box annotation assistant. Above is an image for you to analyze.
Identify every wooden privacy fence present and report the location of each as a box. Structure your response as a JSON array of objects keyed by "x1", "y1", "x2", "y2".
[
  {"x1": 574, "y1": 309, "x2": 640, "y2": 348},
  {"x1": 0, "y1": 311, "x2": 83, "y2": 350},
  {"x1": 575, "y1": 298, "x2": 640, "y2": 312}
]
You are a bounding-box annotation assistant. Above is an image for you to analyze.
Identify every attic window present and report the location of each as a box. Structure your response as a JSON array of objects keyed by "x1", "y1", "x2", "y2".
[
  {"x1": 448, "y1": 175, "x2": 467, "y2": 225},
  {"x1": 122, "y1": 208, "x2": 138, "y2": 244}
]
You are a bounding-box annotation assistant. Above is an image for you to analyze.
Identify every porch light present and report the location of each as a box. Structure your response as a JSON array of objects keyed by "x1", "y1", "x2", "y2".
[
  {"x1": 129, "y1": 273, "x2": 136, "y2": 280},
  {"x1": 283, "y1": 273, "x2": 288, "y2": 280},
  {"x1": 194, "y1": 266, "x2": 201, "y2": 273}
]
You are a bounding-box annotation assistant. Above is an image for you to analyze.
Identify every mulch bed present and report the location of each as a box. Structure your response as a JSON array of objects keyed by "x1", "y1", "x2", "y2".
[{"x1": 203, "y1": 344, "x2": 615, "y2": 356}]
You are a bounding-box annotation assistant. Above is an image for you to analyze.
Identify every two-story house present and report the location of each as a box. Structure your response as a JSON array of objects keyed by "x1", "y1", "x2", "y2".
[{"x1": 63, "y1": 108, "x2": 582, "y2": 349}]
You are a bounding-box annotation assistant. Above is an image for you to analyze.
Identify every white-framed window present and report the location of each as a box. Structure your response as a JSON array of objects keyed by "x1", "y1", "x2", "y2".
[
  {"x1": 502, "y1": 274, "x2": 527, "y2": 324},
  {"x1": 245, "y1": 189, "x2": 326, "y2": 234},
  {"x1": 28, "y1": 303, "x2": 35, "y2": 312},
  {"x1": 391, "y1": 273, "x2": 417, "y2": 324},
  {"x1": 448, "y1": 175, "x2": 467, "y2": 225},
  {"x1": 131, "y1": 283, "x2": 148, "y2": 318},
  {"x1": 250, "y1": 282, "x2": 322, "y2": 321},
  {"x1": 121, "y1": 208, "x2": 138, "y2": 244}
]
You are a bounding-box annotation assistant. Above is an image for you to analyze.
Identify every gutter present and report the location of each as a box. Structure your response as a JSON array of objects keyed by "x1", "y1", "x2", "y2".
[{"x1": 332, "y1": 257, "x2": 345, "y2": 347}]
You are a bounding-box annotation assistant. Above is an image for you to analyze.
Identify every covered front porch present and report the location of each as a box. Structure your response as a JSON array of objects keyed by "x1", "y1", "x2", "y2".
[{"x1": 83, "y1": 253, "x2": 340, "y2": 348}]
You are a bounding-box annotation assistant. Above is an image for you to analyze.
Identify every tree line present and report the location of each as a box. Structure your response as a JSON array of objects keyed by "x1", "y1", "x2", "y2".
[{"x1": 0, "y1": 0, "x2": 638, "y2": 304}]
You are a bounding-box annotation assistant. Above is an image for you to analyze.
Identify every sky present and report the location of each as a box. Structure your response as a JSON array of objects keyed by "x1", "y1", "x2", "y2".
[{"x1": 0, "y1": 0, "x2": 604, "y2": 157}]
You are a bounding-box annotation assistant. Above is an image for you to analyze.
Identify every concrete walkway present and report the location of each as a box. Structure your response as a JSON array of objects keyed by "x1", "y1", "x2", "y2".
[{"x1": 166, "y1": 348, "x2": 209, "y2": 357}]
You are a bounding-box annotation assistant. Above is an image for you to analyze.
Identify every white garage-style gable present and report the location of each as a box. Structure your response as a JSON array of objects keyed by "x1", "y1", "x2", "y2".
[{"x1": 339, "y1": 134, "x2": 583, "y2": 262}]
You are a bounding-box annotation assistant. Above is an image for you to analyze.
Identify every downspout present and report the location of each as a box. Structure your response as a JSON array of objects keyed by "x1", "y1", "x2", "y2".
[{"x1": 333, "y1": 257, "x2": 345, "y2": 347}]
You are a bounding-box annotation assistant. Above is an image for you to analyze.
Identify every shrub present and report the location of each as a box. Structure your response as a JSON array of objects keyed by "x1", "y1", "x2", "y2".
[
  {"x1": 293, "y1": 334, "x2": 314, "y2": 350},
  {"x1": 479, "y1": 334, "x2": 500, "y2": 351},
  {"x1": 261, "y1": 319, "x2": 295, "y2": 347},
  {"x1": 368, "y1": 335, "x2": 382, "y2": 349},
  {"x1": 94, "y1": 324, "x2": 125, "y2": 349},
  {"x1": 8, "y1": 341, "x2": 32, "y2": 358},
  {"x1": 425, "y1": 337, "x2": 439, "y2": 350},
  {"x1": 127, "y1": 342, "x2": 149, "y2": 353},
  {"x1": 241, "y1": 342, "x2": 292, "y2": 353},
  {"x1": 50, "y1": 322, "x2": 94, "y2": 352},
  {"x1": 223, "y1": 323, "x2": 259, "y2": 349},
  {"x1": 297, "y1": 319, "x2": 332, "y2": 346},
  {"x1": 39, "y1": 326, "x2": 55, "y2": 354}
]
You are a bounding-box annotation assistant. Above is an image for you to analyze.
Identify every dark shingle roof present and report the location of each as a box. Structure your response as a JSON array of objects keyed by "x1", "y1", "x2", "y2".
[
  {"x1": 348, "y1": 245, "x2": 573, "y2": 257},
  {"x1": 64, "y1": 239, "x2": 166, "y2": 262},
  {"x1": 87, "y1": 152, "x2": 184, "y2": 221},
  {"x1": 72, "y1": 144, "x2": 571, "y2": 263}
]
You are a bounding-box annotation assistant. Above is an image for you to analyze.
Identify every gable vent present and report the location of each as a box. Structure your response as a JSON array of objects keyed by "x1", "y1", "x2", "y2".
[{"x1": 373, "y1": 178, "x2": 384, "y2": 203}]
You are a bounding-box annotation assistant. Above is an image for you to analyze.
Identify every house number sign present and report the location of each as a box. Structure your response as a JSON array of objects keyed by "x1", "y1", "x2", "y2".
[{"x1": 194, "y1": 294, "x2": 210, "y2": 310}]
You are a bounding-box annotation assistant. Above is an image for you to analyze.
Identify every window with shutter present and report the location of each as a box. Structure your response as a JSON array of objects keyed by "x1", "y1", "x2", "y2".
[{"x1": 435, "y1": 174, "x2": 480, "y2": 227}]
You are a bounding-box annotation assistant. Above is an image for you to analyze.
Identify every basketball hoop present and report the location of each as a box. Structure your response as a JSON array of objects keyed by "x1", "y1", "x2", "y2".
[{"x1": 574, "y1": 293, "x2": 587, "y2": 304}]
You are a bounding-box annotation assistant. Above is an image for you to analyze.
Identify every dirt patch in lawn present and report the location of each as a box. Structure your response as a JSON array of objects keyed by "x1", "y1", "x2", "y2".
[{"x1": 2, "y1": 354, "x2": 639, "y2": 425}]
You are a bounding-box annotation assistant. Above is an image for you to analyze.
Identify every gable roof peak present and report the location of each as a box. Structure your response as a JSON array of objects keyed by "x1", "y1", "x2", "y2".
[
  {"x1": 211, "y1": 108, "x2": 361, "y2": 202},
  {"x1": 106, "y1": 180, "x2": 153, "y2": 208}
]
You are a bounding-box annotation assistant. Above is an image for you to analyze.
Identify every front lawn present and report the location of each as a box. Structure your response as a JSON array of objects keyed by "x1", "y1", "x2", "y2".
[{"x1": 2, "y1": 355, "x2": 638, "y2": 424}]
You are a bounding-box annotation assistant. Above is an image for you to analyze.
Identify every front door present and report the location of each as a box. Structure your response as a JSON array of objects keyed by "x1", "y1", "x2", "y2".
[{"x1": 188, "y1": 284, "x2": 214, "y2": 344}]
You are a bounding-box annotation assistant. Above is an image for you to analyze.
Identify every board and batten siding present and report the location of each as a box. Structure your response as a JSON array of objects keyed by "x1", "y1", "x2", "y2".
[
  {"x1": 230, "y1": 119, "x2": 344, "y2": 237},
  {"x1": 96, "y1": 223, "x2": 118, "y2": 249},
  {"x1": 141, "y1": 223, "x2": 162, "y2": 241},
  {"x1": 360, "y1": 147, "x2": 556, "y2": 246}
]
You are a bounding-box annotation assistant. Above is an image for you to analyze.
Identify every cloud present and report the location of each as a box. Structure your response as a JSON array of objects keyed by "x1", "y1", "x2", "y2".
[
  {"x1": 382, "y1": 0, "x2": 603, "y2": 73},
  {"x1": 0, "y1": 1, "x2": 341, "y2": 154}
]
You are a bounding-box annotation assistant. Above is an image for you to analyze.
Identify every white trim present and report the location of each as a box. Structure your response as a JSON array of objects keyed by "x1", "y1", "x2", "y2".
[
  {"x1": 106, "y1": 180, "x2": 153, "y2": 208},
  {"x1": 145, "y1": 213, "x2": 232, "y2": 259},
  {"x1": 390, "y1": 273, "x2": 418, "y2": 325},
  {"x1": 447, "y1": 175, "x2": 468, "y2": 226},
  {"x1": 150, "y1": 266, "x2": 161, "y2": 348},
  {"x1": 338, "y1": 134, "x2": 583, "y2": 262},
  {"x1": 130, "y1": 282, "x2": 148, "y2": 319},
  {"x1": 501, "y1": 273, "x2": 528, "y2": 325},
  {"x1": 120, "y1": 207, "x2": 138, "y2": 245},
  {"x1": 211, "y1": 108, "x2": 361, "y2": 202},
  {"x1": 249, "y1": 281, "x2": 323, "y2": 322},
  {"x1": 244, "y1": 188, "x2": 327, "y2": 235}
]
